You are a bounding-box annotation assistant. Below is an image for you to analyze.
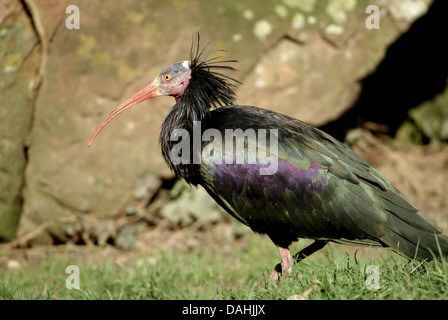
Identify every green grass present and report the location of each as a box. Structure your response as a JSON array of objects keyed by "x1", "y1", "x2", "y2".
[{"x1": 1, "y1": 234, "x2": 448, "y2": 300}]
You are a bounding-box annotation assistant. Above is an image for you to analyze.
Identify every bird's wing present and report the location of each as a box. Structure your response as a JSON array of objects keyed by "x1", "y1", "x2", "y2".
[{"x1": 198, "y1": 105, "x2": 441, "y2": 248}]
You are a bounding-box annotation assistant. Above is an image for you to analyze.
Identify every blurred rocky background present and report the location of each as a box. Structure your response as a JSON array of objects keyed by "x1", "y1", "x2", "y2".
[{"x1": 1, "y1": 0, "x2": 447, "y2": 250}]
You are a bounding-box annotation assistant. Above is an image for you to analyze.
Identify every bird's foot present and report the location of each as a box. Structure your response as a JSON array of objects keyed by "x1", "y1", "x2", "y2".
[
  {"x1": 269, "y1": 247, "x2": 293, "y2": 282},
  {"x1": 270, "y1": 241, "x2": 327, "y2": 282},
  {"x1": 269, "y1": 264, "x2": 284, "y2": 282}
]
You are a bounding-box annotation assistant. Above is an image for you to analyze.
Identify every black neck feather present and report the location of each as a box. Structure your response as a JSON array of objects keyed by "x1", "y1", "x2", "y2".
[{"x1": 159, "y1": 35, "x2": 240, "y2": 181}]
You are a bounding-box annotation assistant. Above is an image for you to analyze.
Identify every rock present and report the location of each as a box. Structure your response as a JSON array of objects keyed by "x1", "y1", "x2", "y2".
[
  {"x1": 408, "y1": 87, "x2": 448, "y2": 142},
  {"x1": 133, "y1": 174, "x2": 161, "y2": 201},
  {"x1": 95, "y1": 219, "x2": 117, "y2": 246},
  {"x1": 159, "y1": 180, "x2": 223, "y2": 227},
  {"x1": 396, "y1": 87, "x2": 448, "y2": 145},
  {"x1": 7, "y1": 259, "x2": 21, "y2": 270},
  {"x1": 115, "y1": 225, "x2": 136, "y2": 250},
  {"x1": 238, "y1": 1, "x2": 409, "y2": 127},
  {"x1": 388, "y1": 0, "x2": 431, "y2": 22},
  {"x1": 0, "y1": 0, "x2": 39, "y2": 241},
  {"x1": 124, "y1": 204, "x2": 138, "y2": 216}
]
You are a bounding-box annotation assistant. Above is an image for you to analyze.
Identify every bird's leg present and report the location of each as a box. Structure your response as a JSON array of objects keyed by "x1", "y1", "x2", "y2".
[
  {"x1": 270, "y1": 246, "x2": 293, "y2": 282},
  {"x1": 292, "y1": 240, "x2": 327, "y2": 264},
  {"x1": 270, "y1": 240, "x2": 327, "y2": 282}
]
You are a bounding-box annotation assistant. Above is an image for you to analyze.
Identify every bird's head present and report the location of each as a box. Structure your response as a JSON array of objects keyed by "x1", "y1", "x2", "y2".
[
  {"x1": 88, "y1": 34, "x2": 239, "y2": 147},
  {"x1": 88, "y1": 61, "x2": 191, "y2": 147},
  {"x1": 149, "y1": 61, "x2": 192, "y2": 102}
]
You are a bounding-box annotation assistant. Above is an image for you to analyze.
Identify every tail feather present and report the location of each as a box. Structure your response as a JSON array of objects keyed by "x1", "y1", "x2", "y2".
[
  {"x1": 371, "y1": 183, "x2": 448, "y2": 260},
  {"x1": 378, "y1": 185, "x2": 443, "y2": 234},
  {"x1": 381, "y1": 213, "x2": 448, "y2": 260}
]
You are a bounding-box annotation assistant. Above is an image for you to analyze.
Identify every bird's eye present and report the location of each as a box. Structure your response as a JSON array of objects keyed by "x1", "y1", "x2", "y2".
[{"x1": 163, "y1": 74, "x2": 172, "y2": 81}]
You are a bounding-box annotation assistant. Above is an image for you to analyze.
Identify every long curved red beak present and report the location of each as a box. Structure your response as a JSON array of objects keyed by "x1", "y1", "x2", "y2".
[{"x1": 88, "y1": 78, "x2": 161, "y2": 147}]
